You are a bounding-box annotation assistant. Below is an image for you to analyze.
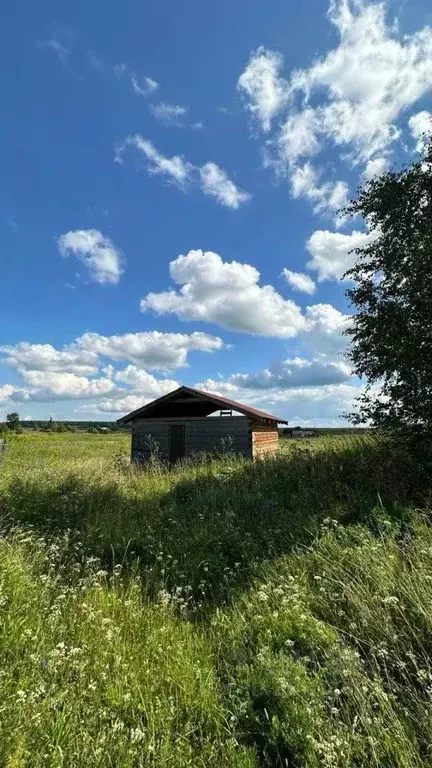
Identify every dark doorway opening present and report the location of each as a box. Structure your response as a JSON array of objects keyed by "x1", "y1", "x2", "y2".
[{"x1": 169, "y1": 424, "x2": 185, "y2": 463}]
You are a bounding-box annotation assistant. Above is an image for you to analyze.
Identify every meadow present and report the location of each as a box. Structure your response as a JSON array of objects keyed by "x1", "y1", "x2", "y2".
[{"x1": 1, "y1": 431, "x2": 432, "y2": 767}]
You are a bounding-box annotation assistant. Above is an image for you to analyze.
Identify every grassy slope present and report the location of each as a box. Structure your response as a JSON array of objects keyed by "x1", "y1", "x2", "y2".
[{"x1": 0, "y1": 434, "x2": 432, "y2": 767}]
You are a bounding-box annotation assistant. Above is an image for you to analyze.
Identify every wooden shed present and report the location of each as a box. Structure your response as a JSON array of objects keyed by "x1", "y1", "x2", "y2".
[{"x1": 118, "y1": 385, "x2": 287, "y2": 463}]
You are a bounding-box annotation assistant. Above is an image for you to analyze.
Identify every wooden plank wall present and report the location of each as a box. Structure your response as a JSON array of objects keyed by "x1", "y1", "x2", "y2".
[
  {"x1": 185, "y1": 417, "x2": 250, "y2": 456},
  {"x1": 131, "y1": 416, "x2": 251, "y2": 462},
  {"x1": 132, "y1": 420, "x2": 170, "y2": 462}
]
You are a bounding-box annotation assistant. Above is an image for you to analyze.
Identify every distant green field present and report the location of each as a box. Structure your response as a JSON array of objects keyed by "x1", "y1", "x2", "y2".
[
  {"x1": 1, "y1": 431, "x2": 432, "y2": 766},
  {"x1": 2, "y1": 430, "x2": 130, "y2": 467}
]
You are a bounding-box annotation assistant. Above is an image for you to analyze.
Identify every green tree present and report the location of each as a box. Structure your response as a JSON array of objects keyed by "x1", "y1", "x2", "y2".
[
  {"x1": 345, "y1": 133, "x2": 432, "y2": 443},
  {"x1": 6, "y1": 412, "x2": 20, "y2": 431}
]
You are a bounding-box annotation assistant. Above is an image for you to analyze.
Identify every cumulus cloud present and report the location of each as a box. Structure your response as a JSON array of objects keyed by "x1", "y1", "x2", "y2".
[
  {"x1": 0, "y1": 328, "x2": 225, "y2": 411},
  {"x1": 58, "y1": 229, "x2": 124, "y2": 285},
  {"x1": 409, "y1": 110, "x2": 432, "y2": 153},
  {"x1": 116, "y1": 136, "x2": 250, "y2": 207},
  {"x1": 0, "y1": 384, "x2": 15, "y2": 403},
  {"x1": 237, "y1": 47, "x2": 288, "y2": 132},
  {"x1": 75, "y1": 330, "x2": 223, "y2": 371},
  {"x1": 306, "y1": 229, "x2": 376, "y2": 282},
  {"x1": 114, "y1": 365, "x2": 178, "y2": 393},
  {"x1": 282, "y1": 269, "x2": 316, "y2": 295},
  {"x1": 238, "y1": 0, "x2": 432, "y2": 211},
  {"x1": 203, "y1": 356, "x2": 350, "y2": 392},
  {"x1": 0, "y1": 331, "x2": 223, "y2": 378},
  {"x1": 0, "y1": 342, "x2": 98, "y2": 375},
  {"x1": 199, "y1": 162, "x2": 251, "y2": 209},
  {"x1": 76, "y1": 371, "x2": 179, "y2": 415},
  {"x1": 141, "y1": 249, "x2": 307, "y2": 338},
  {"x1": 11, "y1": 371, "x2": 117, "y2": 403},
  {"x1": 303, "y1": 303, "x2": 351, "y2": 359}
]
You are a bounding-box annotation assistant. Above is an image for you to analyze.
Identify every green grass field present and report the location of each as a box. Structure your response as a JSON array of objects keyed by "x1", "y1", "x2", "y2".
[{"x1": 1, "y1": 433, "x2": 432, "y2": 766}]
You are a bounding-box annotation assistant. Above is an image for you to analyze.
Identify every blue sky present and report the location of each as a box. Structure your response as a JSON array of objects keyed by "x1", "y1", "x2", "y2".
[{"x1": 1, "y1": 0, "x2": 432, "y2": 424}]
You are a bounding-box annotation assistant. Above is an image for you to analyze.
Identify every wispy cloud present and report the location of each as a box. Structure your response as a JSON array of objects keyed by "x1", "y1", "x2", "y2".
[
  {"x1": 116, "y1": 135, "x2": 250, "y2": 207},
  {"x1": 86, "y1": 50, "x2": 105, "y2": 73},
  {"x1": 131, "y1": 73, "x2": 159, "y2": 96},
  {"x1": 114, "y1": 63, "x2": 159, "y2": 97},
  {"x1": 116, "y1": 135, "x2": 193, "y2": 188},
  {"x1": 199, "y1": 163, "x2": 251, "y2": 209},
  {"x1": 38, "y1": 24, "x2": 74, "y2": 67},
  {"x1": 149, "y1": 102, "x2": 187, "y2": 126}
]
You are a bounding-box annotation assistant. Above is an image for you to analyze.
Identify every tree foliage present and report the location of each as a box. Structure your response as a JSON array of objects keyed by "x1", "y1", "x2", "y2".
[
  {"x1": 6, "y1": 412, "x2": 20, "y2": 431},
  {"x1": 345, "y1": 134, "x2": 432, "y2": 442}
]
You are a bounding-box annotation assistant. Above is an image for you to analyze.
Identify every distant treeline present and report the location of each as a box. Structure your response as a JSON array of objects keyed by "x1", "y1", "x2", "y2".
[
  {"x1": 280, "y1": 426, "x2": 371, "y2": 437},
  {"x1": 20, "y1": 420, "x2": 131, "y2": 433}
]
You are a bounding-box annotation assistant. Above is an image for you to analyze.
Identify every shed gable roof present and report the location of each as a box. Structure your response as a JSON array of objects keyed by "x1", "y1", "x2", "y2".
[{"x1": 117, "y1": 385, "x2": 288, "y2": 424}]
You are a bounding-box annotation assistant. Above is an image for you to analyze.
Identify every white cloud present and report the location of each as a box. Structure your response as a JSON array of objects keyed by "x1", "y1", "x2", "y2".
[
  {"x1": 278, "y1": 110, "x2": 321, "y2": 164},
  {"x1": 114, "y1": 365, "x2": 178, "y2": 393},
  {"x1": 0, "y1": 384, "x2": 15, "y2": 403},
  {"x1": 282, "y1": 269, "x2": 316, "y2": 295},
  {"x1": 202, "y1": 356, "x2": 350, "y2": 392},
  {"x1": 11, "y1": 371, "x2": 117, "y2": 403},
  {"x1": 0, "y1": 328, "x2": 224, "y2": 414},
  {"x1": 287, "y1": 1, "x2": 432, "y2": 164},
  {"x1": 0, "y1": 331, "x2": 223, "y2": 408},
  {"x1": 237, "y1": 47, "x2": 288, "y2": 131},
  {"x1": 0, "y1": 342, "x2": 98, "y2": 375},
  {"x1": 306, "y1": 228, "x2": 375, "y2": 281},
  {"x1": 409, "y1": 110, "x2": 432, "y2": 153},
  {"x1": 239, "y1": 1, "x2": 432, "y2": 211},
  {"x1": 75, "y1": 330, "x2": 223, "y2": 371},
  {"x1": 77, "y1": 372, "x2": 179, "y2": 415},
  {"x1": 150, "y1": 102, "x2": 187, "y2": 126},
  {"x1": 290, "y1": 163, "x2": 349, "y2": 220},
  {"x1": 141, "y1": 249, "x2": 307, "y2": 338},
  {"x1": 131, "y1": 74, "x2": 159, "y2": 96},
  {"x1": 199, "y1": 162, "x2": 251, "y2": 209},
  {"x1": 58, "y1": 229, "x2": 124, "y2": 285},
  {"x1": 303, "y1": 303, "x2": 351, "y2": 359},
  {"x1": 114, "y1": 63, "x2": 159, "y2": 96},
  {"x1": 116, "y1": 135, "x2": 193, "y2": 187},
  {"x1": 116, "y1": 136, "x2": 251, "y2": 207},
  {"x1": 80, "y1": 395, "x2": 144, "y2": 414},
  {"x1": 363, "y1": 156, "x2": 389, "y2": 180}
]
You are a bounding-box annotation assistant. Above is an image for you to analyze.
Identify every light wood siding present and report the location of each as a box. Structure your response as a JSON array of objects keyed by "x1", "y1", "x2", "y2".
[
  {"x1": 251, "y1": 421, "x2": 279, "y2": 458},
  {"x1": 131, "y1": 416, "x2": 251, "y2": 462}
]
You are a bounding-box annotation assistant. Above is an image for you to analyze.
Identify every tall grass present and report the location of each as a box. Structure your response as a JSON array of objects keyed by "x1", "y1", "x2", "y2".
[{"x1": 1, "y1": 433, "x2": 432, "y2": 766}]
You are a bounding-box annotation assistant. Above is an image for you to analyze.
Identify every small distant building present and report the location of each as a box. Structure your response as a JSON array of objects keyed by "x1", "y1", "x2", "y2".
[
  {"x1": 282, "y1": 426, "x2": 316, "y2": 439},
  {"x1": 117, "y1": 385, "x2": 287, "y2": 463}
]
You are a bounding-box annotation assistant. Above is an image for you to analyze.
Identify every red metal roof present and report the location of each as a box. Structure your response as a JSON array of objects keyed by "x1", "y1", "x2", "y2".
[{"x1": 118, "y1": 385, "x2": 288, "y2": 424}]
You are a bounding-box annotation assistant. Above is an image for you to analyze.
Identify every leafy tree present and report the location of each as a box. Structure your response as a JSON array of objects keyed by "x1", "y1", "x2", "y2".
[
  {"x1": 345, "y1": 133, "x2": 432, "y2": 443},
  {"x1": 6, "y1": 412, "x2": 20, "y2": 431}
]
